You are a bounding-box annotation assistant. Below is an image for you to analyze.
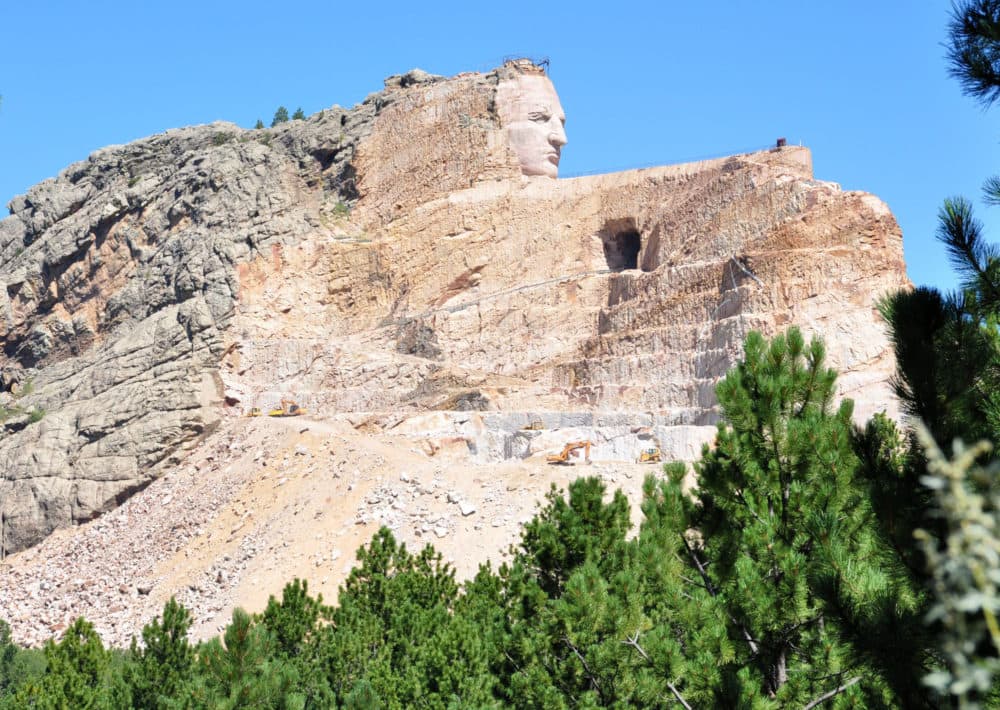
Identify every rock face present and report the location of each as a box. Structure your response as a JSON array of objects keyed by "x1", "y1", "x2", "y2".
[
  {"x1": 0, "y1": 98, "x2": 383, "y2": 553},
  {"x1": 0, "y1": 61, "x2": 906, "y2": 561}
]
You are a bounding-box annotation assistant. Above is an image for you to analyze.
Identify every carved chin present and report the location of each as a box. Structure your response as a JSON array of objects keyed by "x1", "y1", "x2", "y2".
[{"x1": 522, "y1": 158, "x2": 559, "y2": 179}]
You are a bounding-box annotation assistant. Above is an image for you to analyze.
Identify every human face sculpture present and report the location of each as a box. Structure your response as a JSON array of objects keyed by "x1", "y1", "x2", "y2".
[{"x1": 496, "y1": 74, "x2": 568, "y2": 178}]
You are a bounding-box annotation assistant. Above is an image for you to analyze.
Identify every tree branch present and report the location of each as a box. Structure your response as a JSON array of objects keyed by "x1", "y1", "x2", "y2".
[
  {"x1": 682, "y1": 531, "x2": 761, "y2": 656},
  {"x1": 622, "y1": 633, "x2": 692, "y2": 710},
  {"x1": 564, "y1": 636, "x2": 603, "y2": 701},
  {"x1": 739, "y1": 624, "x2": 760, "y2": 656},
  {"x1": 681, "y1": 534, "x2": 718, "y2": 596},
  {"x1": 801, "y1": 675, "x2": 861, "y2": 709},
  {"x1": 667, "y1": 682, "x2": 694, "y2": 710}
]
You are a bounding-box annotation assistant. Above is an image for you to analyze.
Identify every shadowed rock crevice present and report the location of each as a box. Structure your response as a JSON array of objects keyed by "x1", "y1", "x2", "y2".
[{"x1": 599, "y1": 219, "x2": 643, "y2": 272}]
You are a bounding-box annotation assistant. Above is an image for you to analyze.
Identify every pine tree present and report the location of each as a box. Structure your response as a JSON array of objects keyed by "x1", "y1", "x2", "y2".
[
  {"x1": 292, "y1": 107, "x2": 305, "y2": 120},
  {"x1": 877, "y1": 9, "x2": 1000, "y2": 701},
  {"x1": 0, "y1": 621, "x2": 15, "y2": 697},
  {"x1": 255, "y1": 119, "x2": 265, "y2": 129},
  {"x1": 883, "y1": 1, "x2": 1000, "y2": 451},
  {"x1": 260, "y1": 579, "x2": 329, "y2": 660},
  {"x1": 17, "y1": 617, "x2": 128, "y2": 708},
  {"x1": 125, "y1": 597, "x2": 195, "y2": 709},
  {"x1": 318, "y1": 528, "x2": 496, "y2": 707},
  {"x1": 461, "y1": 332, "x2": 930, "y2": 706},
  {"x1": 193, "y1": 608, "x2": 304, "y2": 709},
  {"x1": 948, "y1": 0, "x2": 1000, "y2": 108},
  {"x1": 258, "y1": 579, "x2": 334, "y2": 708},
  {"x1": 686, "y1": 328, "x2": 921, "y2": 705},
  {"x1": 879, "y1": 205, "x2": 1000, "y2": 452},
  {"x1": 469, "y1": 475, "x2": 728, "y2": 707},
  {"x1": 0, "y1": 620, "x2": 43, "y2": 702},
  {"x1": 271, "y1": 106, "x2": 289, "y2": 127}
]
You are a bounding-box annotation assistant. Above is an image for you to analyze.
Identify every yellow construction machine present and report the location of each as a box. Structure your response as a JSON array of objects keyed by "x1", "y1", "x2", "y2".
[
  {"x1": 245, "y1": 407, "x2": 263, "y2": 417},
  {"x1": 522, "y1": 419, "x2": 545, "y2": 431},
  {"x1": 268, "y1": 399, "x2": 307, "y2": 417},
  {"x1": 546, "y1": 440, "x2": 592, "y2": 465},
  {"x1": 637, "y1": 447, "x2": 662, "y2": 464}
]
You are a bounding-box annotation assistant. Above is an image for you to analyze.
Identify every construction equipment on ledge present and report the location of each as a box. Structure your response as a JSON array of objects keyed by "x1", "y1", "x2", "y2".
[
  {"x1": 245, "y1": 407, "x2": 262, "y2": 417},
  {"x1": 522, "y1": 419, "x2": 545, "y2": 431},
  {"x1": 546, "y1": 440, "x2": 592, "y2": 465},
  {"x1": 637, "y1": 446, "x2": 662, "y2": 464},
  {"x1": 268, "y1": 399, "x2": 307, "y2": 417}
]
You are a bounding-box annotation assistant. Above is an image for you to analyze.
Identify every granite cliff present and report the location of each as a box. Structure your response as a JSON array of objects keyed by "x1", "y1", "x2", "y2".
[{"x1": 0, "y1": 63, "x2": 907, "y2": 644}]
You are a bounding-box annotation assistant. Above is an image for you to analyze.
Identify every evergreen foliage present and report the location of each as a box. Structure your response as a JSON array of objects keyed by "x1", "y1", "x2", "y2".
[
  {"x1": 320, "y1": 528, "x2": 496, "y2": 708},
  {"x1": 875, "y1": 7, "x2": 1000, "y2": 703},
  {"x1": 292, "y1": 107, "x2": 305, "y2": 120},
  {"x1": 0, "y1": 618, "x2": 44, "y2": 700},
  {"x1": 948, "y1": 0, "x2": 1000, "y2": 108},
  {"x1": 192, "y1": 608, "x2": 303, "y2": 708},
  {"x1": 689, "y1": 330, "x2": 925, "y2": 706},
  {"x1": 879, "y1": 203, "x2": 1000, "y2": 452},
  {"x1": 271, "y1": 106, "x2": 289, "y2": 127},
  {"x1": 255, "y1": 119, "x2": 265, "y2": 129},
  {"x1": 258, "y1": 579, "x2": 334, "y2": 708},
  {"x1": 461, "y1": 328, "x2": 927, "y2": 707},
  {"x1": 892, "y1": 0, "x2": 1000, "y2": 453},
  {"x1": 14, "y1": 617, "x2": 128, "y2": 708},
  {"x1": 125, "y1": 596, "x2": 194, "y2": 709}
]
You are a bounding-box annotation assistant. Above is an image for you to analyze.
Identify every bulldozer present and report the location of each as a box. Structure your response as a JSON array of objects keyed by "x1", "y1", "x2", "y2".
[
  {"x1": 636, "y1": 447, "x2": 662, "y2": 464},
  {"x1": 268, "y1": 399, "x2": 307, "y2": 417},
  {"x1": 546, "y1": 440, "x2": 592, "y2": 465},
  {"x1": 245, "y1": 407, "x2": 263, "y2": 417},
  {"x1": 522, "y1": 419, "x2": 545, "y2": 431}
]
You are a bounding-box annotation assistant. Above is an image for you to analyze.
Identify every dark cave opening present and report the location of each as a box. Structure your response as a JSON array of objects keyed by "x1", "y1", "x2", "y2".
[{"x1": 601, "y1": 228, "x2": 641, "y2": 271}]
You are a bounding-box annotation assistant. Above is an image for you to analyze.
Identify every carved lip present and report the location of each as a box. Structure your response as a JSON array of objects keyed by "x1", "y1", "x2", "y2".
[{"x1": 545, "y1": 152, "x2": 560, "y2": 163}]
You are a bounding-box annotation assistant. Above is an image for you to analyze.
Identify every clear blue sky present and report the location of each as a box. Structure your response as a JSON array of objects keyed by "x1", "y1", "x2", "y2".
[{"x1": 2, "y1": 1, "x2": 996, "y2": 292}]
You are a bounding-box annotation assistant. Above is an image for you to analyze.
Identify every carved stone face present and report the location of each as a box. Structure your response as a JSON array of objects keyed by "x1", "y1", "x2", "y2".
[{"x1": 496, "y1": 74, "x2": 567, "y2": 178}]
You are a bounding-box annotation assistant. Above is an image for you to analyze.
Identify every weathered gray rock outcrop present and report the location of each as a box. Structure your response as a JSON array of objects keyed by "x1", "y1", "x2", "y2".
[{"x1": 0, "y1": 96, "x2": 392, "y2": 554}]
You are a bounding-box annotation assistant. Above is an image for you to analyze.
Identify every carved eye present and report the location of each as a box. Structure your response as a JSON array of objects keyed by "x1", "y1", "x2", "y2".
[{"x1": 529, "y1": 111, "x2": 551, "y2": 123}]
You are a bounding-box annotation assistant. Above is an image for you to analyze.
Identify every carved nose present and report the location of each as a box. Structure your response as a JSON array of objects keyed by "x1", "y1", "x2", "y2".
[{"x1": 549, "y1": 121, "x2": 567, "y2": 147}]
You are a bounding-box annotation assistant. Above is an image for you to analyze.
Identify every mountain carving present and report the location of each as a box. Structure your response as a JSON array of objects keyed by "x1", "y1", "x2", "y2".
[{"x1": 0, "y1": 63, "x2": 907, "y2": 644}]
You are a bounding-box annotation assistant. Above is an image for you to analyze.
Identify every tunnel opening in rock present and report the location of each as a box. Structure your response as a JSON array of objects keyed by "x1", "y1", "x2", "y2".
[{"x1": 602, "y1": 229, "x2": 641, "y2": 271}]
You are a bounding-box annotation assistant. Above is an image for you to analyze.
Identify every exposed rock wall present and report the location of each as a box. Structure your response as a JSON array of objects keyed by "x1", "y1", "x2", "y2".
[
  {"x1": 0, "y1": 96, "x2": 388, "y2": 553},
  {"x1": 226, "y1": 147, "x2": 901, "y2": 423},
  {"x1": 353, "y1": 69, "x2": 521, "y2": 223}
]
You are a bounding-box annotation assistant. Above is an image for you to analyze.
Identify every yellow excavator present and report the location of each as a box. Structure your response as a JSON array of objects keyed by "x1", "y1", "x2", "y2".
[
  {"x1": 268, "y1": 399, "x2": 307, "y2": 417},
  {"x1": 546, "y1": 440, "x2": 592, "y2": 465},
  {"x1": 637, "y1": 447, "x2": 662, "y2": 464}
]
